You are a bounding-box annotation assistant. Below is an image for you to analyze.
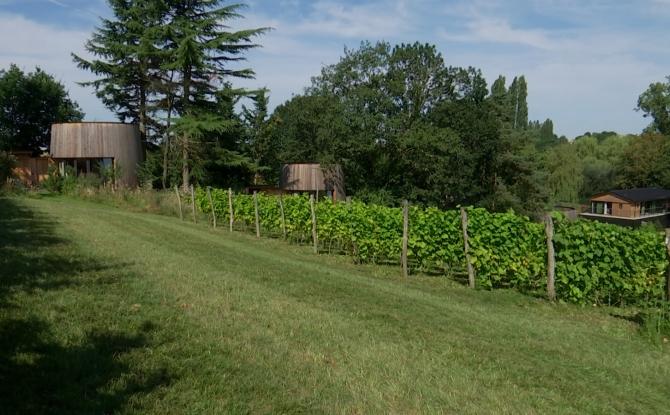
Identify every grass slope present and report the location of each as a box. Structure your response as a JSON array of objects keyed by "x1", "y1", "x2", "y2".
[{"x1": 0, "y1": 195, "x2": 669, "y2": 414}]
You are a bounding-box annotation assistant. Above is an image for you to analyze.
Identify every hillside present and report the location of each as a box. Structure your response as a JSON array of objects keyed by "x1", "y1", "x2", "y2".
[{"x1": 1, "y1": 196, "x2": 669, "y2": 414}]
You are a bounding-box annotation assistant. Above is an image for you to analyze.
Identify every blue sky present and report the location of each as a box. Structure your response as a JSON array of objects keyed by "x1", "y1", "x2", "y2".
[{"x1": 1, "y1": 0, "x2": 669, "y2": 138}]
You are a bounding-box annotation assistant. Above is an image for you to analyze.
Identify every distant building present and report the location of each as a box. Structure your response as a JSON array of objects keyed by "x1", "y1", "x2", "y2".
[
  {"x1": 247, "y1": 163, "x2": 346, "y2": 201},
  {"x1": 581, "y1": 188, "x2": 670, "y2": 227},
  {"x1": 50, "y1": 122, "x2": 143, "y2": 187},
  {"x1": 280, "y1": 163, "x2": 345, "y2": 201}
]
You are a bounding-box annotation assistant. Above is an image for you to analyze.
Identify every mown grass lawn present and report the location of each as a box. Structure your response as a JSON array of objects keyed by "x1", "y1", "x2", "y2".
[{"x1": 1, "y1": 195, "x2": 669, "y2": 414}]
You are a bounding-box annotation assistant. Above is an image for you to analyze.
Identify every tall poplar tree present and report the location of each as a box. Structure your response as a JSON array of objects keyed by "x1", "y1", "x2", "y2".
[{"x1": 507, "y1": 76, "x2": 528, "y2": 129}]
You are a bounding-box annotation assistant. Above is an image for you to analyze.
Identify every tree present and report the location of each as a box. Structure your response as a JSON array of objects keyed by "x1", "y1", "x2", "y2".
[
  {"x1": 158, "y1": 0, "x2": 268, "y2": 190},
  {"x1": 241, "y1": 88, "x2": 272, "y2": 181},
  {"x1": 73, "y1": 0, "x2": 163, "y2": 143},
  {"x1": 618, "y1": 133, "x2": 670, "y2": 188},
  {"x1": 386, "y1": 43, "x2": 450, "y2": 128},
  {"x1": 637, "y1": 76, "x2": 670, "y2": 135},
  {"x1": 507, "y1": 76, "x2": 528, "y2": 129},
  {"x1": 0, "y1": 65, "x2": 83, "y2": 152},
  {"x1": 544, "y1": 143, "x2": 582, "y2": 203}
]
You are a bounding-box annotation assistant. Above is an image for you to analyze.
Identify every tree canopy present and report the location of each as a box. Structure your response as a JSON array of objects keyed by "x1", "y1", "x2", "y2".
[
  {"x1": 74, "y1": 0, "x2": 268, "y2": 190},
  {"x1": 0, "y1": 65, "x2": 83, "y2": 153},
  {"x1": 65, "y1": 2, "x2": 670, "y2": 215},
  {"x1": 638, "y1": 76, "x2": 670, "y2": 135}
]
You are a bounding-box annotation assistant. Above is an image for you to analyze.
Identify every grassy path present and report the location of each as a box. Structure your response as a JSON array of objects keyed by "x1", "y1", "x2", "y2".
[{"x1": 1, "y1": 195, "x2": 669, "y2": 414}]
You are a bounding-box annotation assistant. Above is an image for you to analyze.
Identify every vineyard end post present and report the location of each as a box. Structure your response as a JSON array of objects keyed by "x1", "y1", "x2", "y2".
[
  {"x1": 190, "y1": 185, "x2": 197, "y2": 224},
  {"x1": 545, "y1": 213, "x2": 556, "y2": 301},
  {"x1": 401, "y1": 200, "x2": 409, "y2": 278},
  {"x1": 460, "y1": 207, "x2": 475, "y2": 289},
  {"x1": 175, "y1": 185, "x2": 183, "y2": 221},
  {"x1": 254, "y1": 191, "x2": 261, "y2": 238},
  {"x1": 228, "y1": 188, "x2": 234, "y2": 232},
  {"x1": 279, "y1": 194, "x2": 287, "y2": 239},
  {"x1": 207, "y1": 187, "x2": 216, "y2": 228},
  {"x1": 310, "y1": 194, "x2": 318, "y2": 254}
]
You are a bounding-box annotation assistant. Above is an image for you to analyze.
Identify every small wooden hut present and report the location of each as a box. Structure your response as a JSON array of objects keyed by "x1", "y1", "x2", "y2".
[
  {"x1": 280, "y1": 163, "x2": 345, "y2": 201},
  {"x1": 50, "y1": 122, "x2": 143, "y2": 187}
]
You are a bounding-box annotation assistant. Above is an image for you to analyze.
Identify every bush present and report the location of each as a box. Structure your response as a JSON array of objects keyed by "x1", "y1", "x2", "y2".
[
  {"x1": 0, "y1": 151, "x2": 16, "y2": 184},
  {"x1": 42, "y1": 164, "x2": 63, "y2": 192}
]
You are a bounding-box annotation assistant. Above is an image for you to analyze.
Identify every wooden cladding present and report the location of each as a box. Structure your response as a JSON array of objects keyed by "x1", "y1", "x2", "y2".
[
  {"x1": 280, "y1": 163, "x2": 345, "y2": 200},
  {"x1": 50, "y1": 123, "x2": 143, "y2": 187}
]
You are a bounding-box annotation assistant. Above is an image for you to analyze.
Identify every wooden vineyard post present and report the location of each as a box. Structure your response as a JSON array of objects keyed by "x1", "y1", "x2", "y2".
[
  {"x1": 207, "y1": 187, "x2": 217, "y2": 228},
  {"x1": 665, "y1": 230, "x2": 670, "y2": 301},
  {"x1": 545, "y1": 213, "x2": 556, "y2": 301},
  {"x1": 254, "y1": 191, "x2": 261, "y2": 238},
  {"x1": 175, "y1": 185, "x2": 183, "y2": 221},
  {"x1": 401, "y1": 200, "x2": 409, "y2": 279},
  {"x1": 228, "y1": 188, "x2": 234, "y2": 232},
  {"x1": 190, "y1": 185, "x2": 197, "y2": 224},
  {"x1": 279, "y1": 194, "x2": 287, "y2": 240},
  {"x1": 310, "y1": 194, "x2": 318, "y2": 254},
  {"x1": 460, "y1": 207, "x2": 475, "y2": 289}
]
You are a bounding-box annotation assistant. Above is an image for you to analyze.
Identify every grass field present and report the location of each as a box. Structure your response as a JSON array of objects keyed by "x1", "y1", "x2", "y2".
[{"x1": 1, "y1": 195, "x2": 669, "y2": 414}]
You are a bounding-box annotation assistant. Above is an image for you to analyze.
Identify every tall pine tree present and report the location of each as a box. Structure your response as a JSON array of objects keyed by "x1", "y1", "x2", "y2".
[
  {"x1": 158, "y1": 0, "x2": 268, "y2": 189},
  {"x1": 73, "y1": 0, "x2": 164, "y2": 143}
]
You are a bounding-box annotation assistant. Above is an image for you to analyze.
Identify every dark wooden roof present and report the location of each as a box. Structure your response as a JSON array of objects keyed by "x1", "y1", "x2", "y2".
[{"x1": 608, "y1": 188, "x2": 670, "y2": 203}]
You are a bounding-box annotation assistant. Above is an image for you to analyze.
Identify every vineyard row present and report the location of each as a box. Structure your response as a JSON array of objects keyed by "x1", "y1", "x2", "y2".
[{"x1": 180, "y1": 187, "x2": 670, "y2": 307}]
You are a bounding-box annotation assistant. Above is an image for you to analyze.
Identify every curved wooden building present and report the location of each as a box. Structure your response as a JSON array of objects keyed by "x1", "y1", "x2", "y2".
[
  {"x1": 50, "y1": 122, "x2": 143, "y2": 187},
  {"x1": 280, "y1": 163, "x2": 345, "y2": 201}
]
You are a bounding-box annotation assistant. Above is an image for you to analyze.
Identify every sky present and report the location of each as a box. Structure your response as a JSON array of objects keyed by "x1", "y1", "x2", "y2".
[{"x1": 0, "y1": 0, "x2": 669, "y2": 138}]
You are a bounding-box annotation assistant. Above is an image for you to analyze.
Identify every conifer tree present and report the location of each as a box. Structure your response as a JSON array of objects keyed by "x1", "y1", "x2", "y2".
[
  {"x1": 72, "y1": 0, "x2": 163, "y2": 143},
  {"x1": 159, "y1": 1, "x2": 268, "y2": 189}
]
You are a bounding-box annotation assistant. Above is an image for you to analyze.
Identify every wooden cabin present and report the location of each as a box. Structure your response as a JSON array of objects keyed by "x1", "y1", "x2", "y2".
[
  {"x1": 50, "y1": 122, "x2": 143, "y2": 187},
  {"x1": 580, "y1": 188, "x2": 670, "y2": 227},
  {"x1": 11, "y1": 151, "x2": 53, "y2": 186},
  {"x1": 280, "y1": 163, "x2": 346, "y2": 201}
]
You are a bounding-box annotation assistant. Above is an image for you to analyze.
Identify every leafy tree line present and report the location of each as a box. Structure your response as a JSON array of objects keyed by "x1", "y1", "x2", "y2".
[
  {"x1": 252, "y1": 41, "x2": 558, "y2": 214},
  {"x1": 0, "y1": 65, "x2": 83, "y2": 153},
  {"x1": 3, "y1": 0, "x2": 670, "y2": 215}
]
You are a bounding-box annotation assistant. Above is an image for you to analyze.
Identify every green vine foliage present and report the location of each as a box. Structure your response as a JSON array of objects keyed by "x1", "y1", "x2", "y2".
[
  {"x1": 553, "y1": 217, "x2": 667, "y2": 306},
  {"x1": 196, "y1": 188, "x2": 669, "y2": 306},
  {"x1": 466, "y1": 208, "x2": 547, "y2": 291}
]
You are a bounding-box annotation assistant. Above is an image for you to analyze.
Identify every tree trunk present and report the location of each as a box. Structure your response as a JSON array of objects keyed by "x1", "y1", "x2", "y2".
[
  {"x1": 181, "y1": 67, "x2": 191, "y2": 192},
  {"x1": 182, "y1": 139, "x2": 190, "y2": 192},
  {"x1": 161, "y1": 71, "x2": 175, "y2": 189}
]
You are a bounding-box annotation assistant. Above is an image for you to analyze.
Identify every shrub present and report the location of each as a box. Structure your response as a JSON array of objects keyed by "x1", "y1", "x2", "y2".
[{"x1": 0, "y1": 151, "x2": 16, "y2": 184}]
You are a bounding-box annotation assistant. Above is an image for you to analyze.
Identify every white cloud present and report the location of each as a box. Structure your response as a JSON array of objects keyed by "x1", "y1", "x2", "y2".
[
  {"x1": 289, "y1": 0, "x2": 412, "y2": 38},
  {"x1": 439, "y1": 17, "x2": 554, "y2": 49},
  {"x1": 0, "y1": 13, "x2": 113, "y2": 121}
]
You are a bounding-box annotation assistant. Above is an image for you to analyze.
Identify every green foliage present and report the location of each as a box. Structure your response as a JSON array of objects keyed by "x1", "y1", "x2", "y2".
[
  {"x1": 42, "y1": 164, "x2": 63, "y2": 193},
  {"x1": 197, "y1": 188, "x2": 669, "y2": 306},
  {"x1": 467, "y1": 208, "x2": 546, "y2": 290},
  {"x1": 553, "y1": 218, "x2": 666, "y2": 305},
  {"x1": 0, "y1": 65, "x2": 83, "y2": 152},
  {"x1": 543, "y1": 132, "x2": 632, "y2": 203},
  {"x1": 0, "y1": 151, "x2": 16, "y2": 183},
  {"x1": 618, "y1": 133, "x2": 670, "y2": 189},
  {"x1": 637, "y1": 76, "x2": 670, "y2": 135}
]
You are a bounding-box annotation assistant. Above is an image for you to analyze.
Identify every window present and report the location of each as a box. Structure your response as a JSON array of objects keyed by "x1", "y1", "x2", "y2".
[
  {"x1": 591, "y1": 201, "x2": 612, "y2": 215},
  {"x1": 58, "y1": 158, "x2": 114, "y2": 178},
  {"x1": 641, "y1": 200, "x2": 667, "y2": 216}
]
